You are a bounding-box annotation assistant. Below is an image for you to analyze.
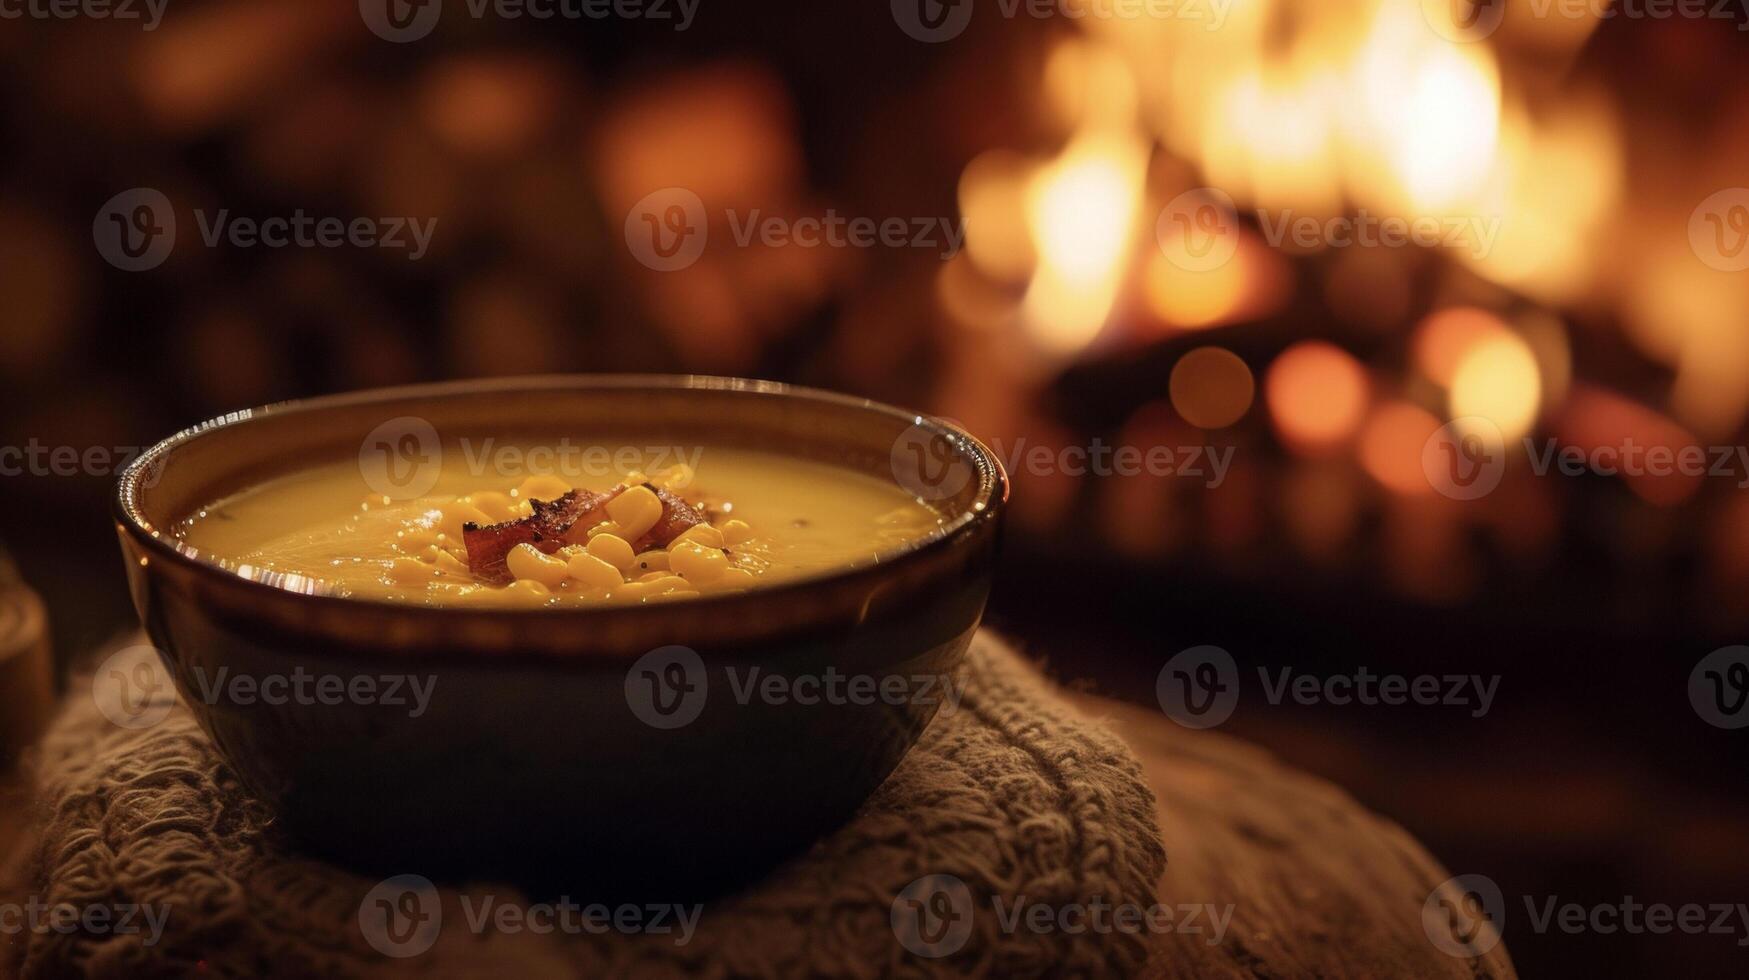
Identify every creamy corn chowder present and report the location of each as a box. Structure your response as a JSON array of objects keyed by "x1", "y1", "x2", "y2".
[{"x1": 175, "y1": 448, "x2": 944, "y2": 607}]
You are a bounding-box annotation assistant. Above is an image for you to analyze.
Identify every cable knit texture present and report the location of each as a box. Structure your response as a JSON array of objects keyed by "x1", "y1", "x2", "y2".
[{"x1": 9, "y1": 632, "x2": 1164, "y2": 978}]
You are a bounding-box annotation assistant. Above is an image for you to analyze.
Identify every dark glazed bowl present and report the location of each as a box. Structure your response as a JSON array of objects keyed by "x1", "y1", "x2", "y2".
[{"x1": 113, "y1": 376, "x2": 1006, "y2": 898}]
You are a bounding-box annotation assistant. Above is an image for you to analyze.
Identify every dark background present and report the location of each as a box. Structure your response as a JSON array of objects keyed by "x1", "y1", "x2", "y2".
[{"x1": 3, "y1": 1, "x2": 1748, "y2": 975}]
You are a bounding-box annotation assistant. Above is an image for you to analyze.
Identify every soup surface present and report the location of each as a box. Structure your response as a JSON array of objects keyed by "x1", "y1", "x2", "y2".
[{"x1": 175, "y1": 446, "x2": 944, "y2": 607}]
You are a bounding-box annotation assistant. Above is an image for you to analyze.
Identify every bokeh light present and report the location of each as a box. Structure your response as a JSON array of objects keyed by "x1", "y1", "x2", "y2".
[
  {"x1": 1169, "y1": 346, "x2": 1255, "y2": 429},
  {"x1": 1267, "y1": 341, "x2": 1370, "y2": 455}
]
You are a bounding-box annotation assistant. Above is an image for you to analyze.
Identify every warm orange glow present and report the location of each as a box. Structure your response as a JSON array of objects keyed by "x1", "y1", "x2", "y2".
[
  {"x1": 1624, "y1": 248, "x2": 1749, "y2": 439},
  {"x1": 1554, "y1": 386, "x2": 1704, "y2": 507},
  {"x1": 1450, "y1": 331, "x2": 1542, "y2": 440},
  {"x1": 959, "y1": 150, "x2": 1037, "y2": 283},
  {"x1": 1044, "y1": 38, "x2": 1139, "y2": 133},
  {"x1": 1414, "y1": 307, "x2": 1511, "y2": 388},
  {"x1": 1021, "y1": 133, "x2": 1146, "y2": 355},
  {"x1": 1461, "y1": 93, "x2": 1622, "y2": 302},
  {"x1": 1360, "y1": 401, "x2": 1442, "y2": 496},
  {"x1": 1169, "y1": 347, "x2": 1255, "y2": 429},
  {"x1": 1266, "y1": 341, "x2": 1369, "y2": 455},
  {"x1": 1144, "y1": 249, "x2": 1244, "y2": 328},
  {"x1": 935, "y1": 255, "x2": 1019, "y2": 332}
]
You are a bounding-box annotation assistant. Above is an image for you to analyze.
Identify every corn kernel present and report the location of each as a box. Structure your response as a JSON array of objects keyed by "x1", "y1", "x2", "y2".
[
  {"x1": 387, "y1": 557, "x2": 439, "y2": 585},
  {"x1": 642, "y1": 574, "x2": 691, "y2": 594},
  {"x1": 566, "y1": 551, "x2": 624, "y2": 590},
  {"x1": 713, "y1": 567, "x2": 757, "y2": 591},
  {"x1": 515, "y1": 474, "x2": 573, "y2": 502},
  {"x1": 719, "y1": 519, "x2": 753, "y2": 545},
  {"x1": 586, "y1": 533, "x2": 636, "y2": 570},
  {"x1": 398, "y1": 525, "x2": 440, "y2": 552},
  {"x1": 657, "y1": 463, "x2": 696, "y2": 490},
  {"x1": 439, "y1": 502, "x2": 494, "y2": 540},
  {"x1": 647, "y1": 587, "x2": 699, "y2": 602},
  {"x1": 507, "y1": 543, "x2": 571, "y2": 587},
  {"x1": 503, "y1": 579, "x2": 552, "y2": 606},
  {"x1": 670, "y1": 539, "x2": 727, "y2": 585},
  {"x1": 673, "y1": 523, "x2": 724, "y2": 550},
  {"x1": 466, "y1": 491, "x2": 523, "y2": 522},
  {"x1": 605, "y1": 485, "x2": 663, "y2": 540},
  {"x1": 613, "y1": 581, "x2": 651, "y2": 601},
  {"x1": 633, "y1": 551, "x2": 669, "y2": 573},
  {"x1": 587, "y1": 520, "x2": 625, "y2": 539},
  {"x1": 621, "y1": 470, "x2": 649, "y2": 486}
]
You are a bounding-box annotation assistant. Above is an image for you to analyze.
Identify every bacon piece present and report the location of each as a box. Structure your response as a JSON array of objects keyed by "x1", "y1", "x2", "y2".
[
  {"x1": 462, "y1": 488, "x2": 607, "y2": 585},
  {"x1": 636, "y1": 487, "x2": 707, "y2": 552},
  {"x1": 462, "y1": 484, "x2": 709, "y2": 585}
]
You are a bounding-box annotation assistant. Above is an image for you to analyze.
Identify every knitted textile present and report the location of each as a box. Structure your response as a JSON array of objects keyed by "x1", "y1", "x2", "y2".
[{"x1": 8, "y1": 632, "x2": 1165, "y2": 978}]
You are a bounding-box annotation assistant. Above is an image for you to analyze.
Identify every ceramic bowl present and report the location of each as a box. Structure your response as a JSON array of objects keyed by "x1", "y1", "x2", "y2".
[{"x1": 114, "y1": 376, "x2": 1006, "y2": 897}]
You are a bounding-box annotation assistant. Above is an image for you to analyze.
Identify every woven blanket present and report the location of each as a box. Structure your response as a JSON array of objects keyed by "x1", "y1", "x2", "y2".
[{"x1": 7, "y1": 632, "x2": 1164, "y2": 978}]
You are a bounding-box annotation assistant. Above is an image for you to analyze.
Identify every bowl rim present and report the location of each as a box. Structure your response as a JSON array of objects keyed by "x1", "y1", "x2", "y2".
[{"x1": 113, "y1": 374, "x2": 1008, "y2": 624}]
